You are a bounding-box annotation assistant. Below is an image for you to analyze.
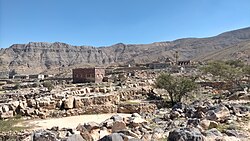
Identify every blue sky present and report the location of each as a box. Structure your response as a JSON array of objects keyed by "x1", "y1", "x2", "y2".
[{"x1": 0, "y1": 0, "x2": 250, "y2": 48}]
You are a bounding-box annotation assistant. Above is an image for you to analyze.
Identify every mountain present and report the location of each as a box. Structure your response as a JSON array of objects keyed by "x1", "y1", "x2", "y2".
[{"x1": 0, "y1": 27, "x2": 250, "y2": 74}]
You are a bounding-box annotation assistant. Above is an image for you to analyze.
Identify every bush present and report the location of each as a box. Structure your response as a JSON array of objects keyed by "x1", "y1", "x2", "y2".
[
  {"x1": 14, "y1": 83, "x2": 20, "y2": 90},
  {"x1": 42, "y1": 81, "x2": 54, "y2": 92},
  {"x1": 155, "y1": 73, "x2": 197, "y2": 106}
]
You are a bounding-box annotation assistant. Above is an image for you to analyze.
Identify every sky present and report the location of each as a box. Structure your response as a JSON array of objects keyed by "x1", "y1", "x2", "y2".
[{"x1": 0, "y1": 0, "x2": 250, "y2": 48}]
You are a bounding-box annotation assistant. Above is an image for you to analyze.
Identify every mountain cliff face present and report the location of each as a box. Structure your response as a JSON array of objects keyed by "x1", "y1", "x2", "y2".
[{"x1": 0, "y1": 27, "x2": 250, "y2": 74}]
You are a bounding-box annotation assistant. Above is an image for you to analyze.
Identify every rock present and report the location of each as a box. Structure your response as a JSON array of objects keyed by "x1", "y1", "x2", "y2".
[
  {"x1": 110, "y1": 115, "x2": 123, "y2": 121},
  {"x1": 67, "y1": 134, "x2": 86, "y2": 141},
  {"x1": 131, "y1": 113, "x2": 141, "y2": 118},
  {"x1": 90, "y1": 129, "x2": 101, "y2": 141},
  {"x1": 32, "y1": 130, "x2": 59, "y2": 141},
  {"x1": 0, "y1": 110, "x2": 14, "y2": 118},
  {"x1": 74, "y1": 97, "x2": 84, "y2": 108},
  {"x1": 208, "y1": 121, "x2": 218, "y2": 129},
  {"x1": 101, "y1": 119, "x2": 115, "y2": 128},
  {"x1": 51, "y1": 126, "x2": 59, "y2": 131},
  {"x1": 76, "y1": 124, "x2": 93, "y2": 141},
  {"x1": 205, "y1": 128, "x2": 223, "y2": 137},
  {"x1": 99, "y1": 127, "x2": 110, "y2": 139},
  {"x1": 63, "y1": 96, "x2": 74, "y2": 109},
  {"x1": 200, "y1": 119, "x2": 210, "y2": 130},
  {"x1": 223, "y1": 129, "x2": 247, "y2": 138},
  {"x1": 206, "y1": 104, "x2": 230, "y2": 122},
  {"x1": 168, "y1": 128, "x2": 205, "y2": 141},
  {"x1": 170, "y1": 111, "x2": 181, "y2": 119},
  {"x1": 112, "y1": 121, "x2": 127, "y2": 133},
  {"x1": 128, "y1": 139, "x2": 142, "y2": 141},
  {"x1": 84, "y1": 122, "x2": 100, "y2": 131},
  {"x1": 117, "y1": 130, "x2": 140, "y2": 139},
  {"x1": 27, "y1": 99, "x2": 36, "y2": 108},
  {"x1": 99, "y1": 133, "x2": 124, "y2": 141},
  {"x1": 24, "y1": 108, "x2": 35, "y2": 117},
  {"x1": 130, "y1": 117, "x2": 148, "y2": 127},
  {"x1": 18, "y1": 101, "x2": 27, "y2": 109},
  {"x1": 151, "y1": 128, "x2": 164, "y2": 140},
  {"x1": 2, "y1": 105, "x2": 9, "y2": 112},
  {"x1": 187, "y1": 118, "x2": 200, "y2": 127},
  {"x1": 140, "y1": 133, "x2": 152, "y2": 141}
]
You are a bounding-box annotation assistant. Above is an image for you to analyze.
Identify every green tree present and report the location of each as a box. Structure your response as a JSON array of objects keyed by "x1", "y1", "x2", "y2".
[
  {"x1": 155, "y1": 73, "x2": 197, "y2": 106},
  {"x1": 14, "y1": 83, "x2": 20, "y2": 90},
  {"x1": 243, "y1": 65, "x2": 250, "y2": 76},
  {"x1": 225, "y1": 60, "x2": 245, "y2": 68},
  {"x1": 201, "y1": 60, "x2": 245, "y2": 91},
  {"x1": 42, "y1": 81, "x2": 54, "y2": 92}
]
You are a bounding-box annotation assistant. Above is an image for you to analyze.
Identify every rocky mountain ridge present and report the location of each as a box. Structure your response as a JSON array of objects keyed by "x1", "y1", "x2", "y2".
[{"x1": 0, "y1": 27, "x2": 250, "y2": 74}]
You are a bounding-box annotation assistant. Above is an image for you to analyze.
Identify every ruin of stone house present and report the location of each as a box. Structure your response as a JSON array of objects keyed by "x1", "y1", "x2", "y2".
[
  {"x1": 29, "y1": 74, "x2": 45, "y2": 80},
  {"x1": 11, "y1": 74, "x2": 29, "y2": 80},
  {"x1": 73, "y1": 67, "x2": 105, "y2": 83},
  {"x1": 177, "y1": 60, "x2": 192, "y2": 66},
  {"x1": 147, "y1": 58, "x2": 174, "y2": 69}
]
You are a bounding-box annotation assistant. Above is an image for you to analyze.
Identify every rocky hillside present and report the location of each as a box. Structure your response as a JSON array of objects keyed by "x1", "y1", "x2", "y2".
[{"x1": 0, "y1": 27, "x2": 250, "y2": 74}]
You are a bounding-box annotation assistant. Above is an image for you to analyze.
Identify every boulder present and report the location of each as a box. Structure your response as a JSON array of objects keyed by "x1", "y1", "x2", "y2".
[
  {"x1": 32, "y1": 130, "x2": 59, "y2": 141},
  {"x1": 130, "y1": 117, "x2": 148, "y2": 127},
  {"x1": 2, "y1": 105, "x2": 9, "y2": 112},
  {"x1": 0, "y1": 110, "x2": 14, "y2": 119},
  {"x1": 110, "y1": 115, "x2": 123, "y2": 121},
  {"x1": 99, "y1": 133, "x2": 124, "y2": 141},
  {"x1": 74, "y1": 97, "x2": 84, "y2": 108},
  {"x1": 200, "y1": 119, "x2": 210, "y2": 130},
  {"x1": 208, "y1": 121, "x2": 218, "y2": 129},
  {"x1": 76, "y1": 124, "x2": 93, "y2": 141},
  {"x1": 99, "y1": 127, "x2": 110, "y2": 139},
  {"x1": 187, "y1": 118, "x2": 200, "y2": 127},
  {"x1": 131, "y1": 113, "x2": 141, "y2": 118},
  {"x1": 64, "y1": 96, "x2": 74, "y2": 109},
  {"x1": 112, "y1": 121, "x2": 127, "y2": 133},
  {"x1": 168, "y1": 128, "x2": 205, "y2": 141},
  {"x1": 206, "y1": 104, "x2": 230, "y2": 122},
  {"x1": 100, "y1": 119, "x2": 115, "y2": 128},
  {"x1": 27, "y1": 99, "x2": 36, "y2": 108},
  {"x1": 84, "y1": 122, "x2": 100, "y2": 131},
  {"x1": 151, "y1": 128, "x2": 164, "y2": 140},
  {"x1": 67, "y1": 134, "x2": 86, "y2": 141},
  {"x1": 205, "y1": 128, "x2": 223, "y2": 137}
]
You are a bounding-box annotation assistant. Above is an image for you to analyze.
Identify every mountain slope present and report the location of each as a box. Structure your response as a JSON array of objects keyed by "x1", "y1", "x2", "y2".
[
  {"x1": 193, "y1": 40, "x2": 250, "y2": 62},
  {"x1": 0, "y1": 27, "x2": 250, "y2": 74}
]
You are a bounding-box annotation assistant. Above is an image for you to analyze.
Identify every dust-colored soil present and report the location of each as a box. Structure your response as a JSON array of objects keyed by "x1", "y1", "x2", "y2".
[{"x1": 16, "y1": 113, "x2": 131, "y2": 130}]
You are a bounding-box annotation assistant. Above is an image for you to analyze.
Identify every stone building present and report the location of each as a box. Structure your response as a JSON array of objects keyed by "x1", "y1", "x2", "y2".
[
  {"x1": 73, "y1": 67, "x2": 105, "y2": 83},
  {"x1": 29, "y1": 74, "x2": 45, "y2": 80},
  {"x1": 177, "y1": 60, "x2": 192, "y2": 66}
]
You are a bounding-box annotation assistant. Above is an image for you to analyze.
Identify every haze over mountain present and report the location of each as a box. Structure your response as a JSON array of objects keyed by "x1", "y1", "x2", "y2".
[{"x1": 0, "y1": 27, "x2": 250, "y2": 74}]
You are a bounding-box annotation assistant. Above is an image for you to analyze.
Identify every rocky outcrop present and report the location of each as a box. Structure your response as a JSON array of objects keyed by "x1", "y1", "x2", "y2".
[{"x1": 168, "y1": 128, "x2": 205, "y2": 141}]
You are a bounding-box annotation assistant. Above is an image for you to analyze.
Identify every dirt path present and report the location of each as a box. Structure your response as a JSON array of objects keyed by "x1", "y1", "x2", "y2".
[{"x1": 16, "y1": 113, "x2": 131, "y2": 130}]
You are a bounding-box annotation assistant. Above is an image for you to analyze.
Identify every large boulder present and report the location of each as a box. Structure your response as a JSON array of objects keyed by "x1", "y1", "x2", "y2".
[
  {"x1": 206, "y1": 104, "x2": 230, "y2": 122},
  {"x1": 67, "y1": 134, "x2": 86, "y2": 141},
  {"x1": 76, "y1": 124, "x2": 93, "y2": 141},
  {"x1": 84, "y1": 122, "x2": 100, "y2": 131},
  {"x1": 74, "y1": 97, "x2": 84, "y2": 108},
  {"x1": 63, "y1": 96, "x2": 74, "y2": 109},
  {"x1": 168, "y1": 128, "x2": 205, "y2": 141},
  {"x1": 112, "y1": 121, "x2": 127, "y2": 133},
  {"x1": 32, "y1": 130, "x2": 59, "y2": 141},
  {"x1": 99, "y1": 133, "x2": 124, "y2": 141}
]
